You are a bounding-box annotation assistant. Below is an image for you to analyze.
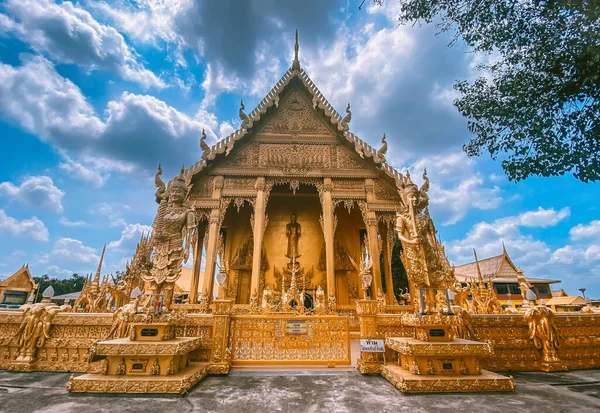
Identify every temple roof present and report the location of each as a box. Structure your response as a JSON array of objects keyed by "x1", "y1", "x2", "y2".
[
  {"x1": 178, "y1": 31, "x2": 405, "y2": 186},
  {"x1": 454, "y1": 247, "x2": 561, "y2": 285},
  {"x1": 0, "y1": 264, "x2": 36, "y2": 288}
]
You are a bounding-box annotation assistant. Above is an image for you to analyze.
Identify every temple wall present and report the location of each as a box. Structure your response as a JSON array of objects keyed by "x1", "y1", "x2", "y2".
[
  {"x1": 471, "y1": 313, "x2": 600, "y2": 371},
  {"x1": 0, "y1": 310, "x2": 216, "y2": 373},
  {"x1": 374, "y1": 311, "x2": 600, "y2": 372}
]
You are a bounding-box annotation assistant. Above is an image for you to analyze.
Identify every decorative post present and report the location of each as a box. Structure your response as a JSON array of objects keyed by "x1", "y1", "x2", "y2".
[
  {"x1": 250, "y1": 177, "x2": 267, "y2": 296},
  {"x1": 381, "y1": 226, "x2": 395, "y2": 305},
  {"x1": 323, "y1": 178, "x2": 336, "y2": 305},
  {"x1": 189, "y1": 226, "x2": 205, "y2": 304},
  {"x1": 365, "y1": 210, "x2": 383, "y2": 299},
  {"x1": 210, "y1": 299, "x2": 233, "y2": 374},
  {"x1": 201, "y1": 209, "x2": 221, "y2": 303},
  {"x1": 356, "y1": 299, "x2": 381, "y2": 374}
]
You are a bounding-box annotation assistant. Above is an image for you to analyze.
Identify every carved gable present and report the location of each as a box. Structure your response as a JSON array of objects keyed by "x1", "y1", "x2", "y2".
[{"x1": 257, "y1": 88, "x2": 333, "y2": 136}]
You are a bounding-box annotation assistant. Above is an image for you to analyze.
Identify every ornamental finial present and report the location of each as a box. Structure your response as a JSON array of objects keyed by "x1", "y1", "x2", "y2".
[{"x1": 292, "y1": 29, "x2": 300, "y2": 71}]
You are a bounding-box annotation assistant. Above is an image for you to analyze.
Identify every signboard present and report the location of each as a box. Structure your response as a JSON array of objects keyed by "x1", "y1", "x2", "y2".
[
  {"x1": 360, "y1": 339, "x2": 385, "y2": 353},
  {"x1": 286, "y1": 320, "x2": 308, "y2": 335}
]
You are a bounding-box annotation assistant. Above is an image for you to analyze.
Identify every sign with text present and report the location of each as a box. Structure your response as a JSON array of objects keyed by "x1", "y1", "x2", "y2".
[
  {"x1": 286, "y1": 320, "x2": 308, "y2": 335},
  {"x1": 360, "y1": 339, "x2": 385, "y2": 353}
]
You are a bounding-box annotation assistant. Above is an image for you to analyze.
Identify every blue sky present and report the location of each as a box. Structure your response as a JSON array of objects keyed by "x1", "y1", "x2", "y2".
[{"x1": 0, "y1": 1, "x2": 598, "y2": 297}]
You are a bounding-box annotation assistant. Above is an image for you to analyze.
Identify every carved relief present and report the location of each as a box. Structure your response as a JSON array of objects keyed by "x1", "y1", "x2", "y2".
[
  {"x1": 259, "y1": 89, "x2": 331, "y2": 136},
  {"x1": 333, "y1": 179, "x2": 365, "y2": 191},
  {"x1": 337, "y1": 149, "x2": 367, "y2": 170},
  {"x1": 223, "y1": 178, "x2": 256, "y2": 190},
  {"x1": 259, "y1": 144, "x2": 331, "y2": 174},
  {"x1": 221, "y1": 145, "x2": 259, "y2": 168},
  {"x1": 374, "y1": 182, "x2": 398, "y2": 201},
  {"x1": 190, "y1": 177, "x2": 214, "y2": 198}
]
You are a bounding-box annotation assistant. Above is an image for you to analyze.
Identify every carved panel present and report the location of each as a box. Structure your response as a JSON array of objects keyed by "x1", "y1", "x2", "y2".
[
  {"x1": 333, "y1": 179, "x2": 365, "y2": 191},
  {"x1": 259, "y1": 144, "x2": 331, "y2": 174},
  {"x1": 374, "y1": 182, "x2": 398, "y2": 201},
  {"x1": 223, "y1": 178, "x2": 256, "y2": 190},
  {"x1": 221, "y1": 145, "x2": 259, "y2": 168},
  {"x1": 190, "y1": 177, "x2": 214, "y2": 198},
  {"x1": 337, "y1": 148, "x2": 367, "y2": 170},
  {"x1": 259, "y1": 89, "x2": 332, "y2": 136}
]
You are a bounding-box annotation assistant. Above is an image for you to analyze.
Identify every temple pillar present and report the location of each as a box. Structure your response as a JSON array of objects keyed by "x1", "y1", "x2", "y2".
[
  {"x1": 381, "y1": 225, "x2": 395, "y2": 305},
  {"x1": 323, "y1": 178, "x2": 336, "y2": 302},
  {"x1": 250, "y1": 177, "x2": 267, "y2": 296},
  {"x1": 365, "y1": 210, "x2": 382, "y2": 298},
  {"x1": 189, "y1": 225, "x2": 206, "y2": 304},
  {"x1": 201, "y1": 209, "x2": 221, "y2": 301}
]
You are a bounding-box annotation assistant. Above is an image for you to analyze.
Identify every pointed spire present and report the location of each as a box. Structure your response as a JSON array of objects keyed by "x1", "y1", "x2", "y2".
[
  {"x1": 93, "y1": 244, "x2": 106, "y2": 289},
  {"x1": 292, "y1": 29, "x2": 300, "y2": 71},
  {"x1": 502, "y1": 241, "x2": 507, "y2": 255},
  {"x1": 473, "y1": 248, "x2": 484, "y2": 282}
]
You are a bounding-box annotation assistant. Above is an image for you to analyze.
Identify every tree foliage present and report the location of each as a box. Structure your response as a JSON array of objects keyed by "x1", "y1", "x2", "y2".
[
  {"x1": 33, "y1": 274, "x2": 86, "y2": 302},
  {"x1": 382, "y1": 0, "x2": 600, "y2": 182}
]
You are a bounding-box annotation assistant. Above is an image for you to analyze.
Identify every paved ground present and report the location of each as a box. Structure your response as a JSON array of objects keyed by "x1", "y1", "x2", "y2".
[{"x1": 0, "y1": 369, "x2": 599, "y2": 413}]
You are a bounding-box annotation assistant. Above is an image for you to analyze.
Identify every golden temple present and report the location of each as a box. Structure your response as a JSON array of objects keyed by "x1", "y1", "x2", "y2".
[{"x1": 1, "y1": 32, "x2": 599, "y2": 395}]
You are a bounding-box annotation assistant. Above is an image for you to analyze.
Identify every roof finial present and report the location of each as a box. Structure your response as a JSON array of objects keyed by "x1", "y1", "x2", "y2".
[
  {"x1": 292, "y1": 29, "x2": 300, "y2": 71},
  {"x1": 92, "y1": 244, "x2": 106, "y2": 289}
]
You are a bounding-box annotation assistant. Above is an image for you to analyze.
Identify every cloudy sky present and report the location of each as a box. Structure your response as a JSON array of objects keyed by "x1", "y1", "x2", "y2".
[{"x1": 0, "y1": 0, "x2": 598, "y2": 297}]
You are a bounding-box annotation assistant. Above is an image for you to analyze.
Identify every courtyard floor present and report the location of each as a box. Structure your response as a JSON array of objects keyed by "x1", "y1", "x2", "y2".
[{"x1": 0, "y1": 368, "x2": 599, "y2": 413}]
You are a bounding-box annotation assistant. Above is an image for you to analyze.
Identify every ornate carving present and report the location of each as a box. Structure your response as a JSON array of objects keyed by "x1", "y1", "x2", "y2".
[
  {"x1": 259, "y1": 144, "x2": 331, "y2": 174},
  {"x1": 374, "y1": 182, "x2": 397, "y2": 201},
  {"x1": 260, "y1": 89, "x2": 331, "y2": 135},
  {"x1": 190, "y1": 177, "x2": 214, "y2": 198},
  {"x1": 223, "y1": 178, "x2": 256, "y2": 190},
  {"x1": 525, "y1": 306, "x2": 561, "y2": 364},
  {"x1": 14, "y1": 304, "x2": 60, "y2": 363}
]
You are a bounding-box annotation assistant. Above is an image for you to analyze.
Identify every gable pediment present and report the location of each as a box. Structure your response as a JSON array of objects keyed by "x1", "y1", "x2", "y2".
[{"x1": 256, "y1": 87, "x2": 334, "y2": 137}]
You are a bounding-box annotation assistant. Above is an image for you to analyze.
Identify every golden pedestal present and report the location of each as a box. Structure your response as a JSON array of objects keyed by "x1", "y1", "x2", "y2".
[
  {"x1": 67, "y1": 322, "x2": 209, "y2": 394},
  {"x1": 382, "y1": 315, "x2": 515, "y2": 393}
]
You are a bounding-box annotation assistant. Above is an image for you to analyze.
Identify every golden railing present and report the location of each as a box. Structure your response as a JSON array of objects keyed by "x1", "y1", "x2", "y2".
[{"x1": 229, "y1": 315, "x2": 351, "y2": 366}]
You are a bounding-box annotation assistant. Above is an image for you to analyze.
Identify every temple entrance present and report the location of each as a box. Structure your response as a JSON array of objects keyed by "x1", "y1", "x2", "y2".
[{"x1": 263, "y1": 183, "x2": 324, "y2": 302}]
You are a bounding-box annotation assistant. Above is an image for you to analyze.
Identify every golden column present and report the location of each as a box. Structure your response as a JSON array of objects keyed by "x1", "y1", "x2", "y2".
[
  {"x1": 381, "y1": 226, "x2": 395, "y2": 305},
  {"x1": 189, "y1": 226, "x2": 205, "y2": 304},
  {"x1": 250, "y1": 177, "x2": 267, "y2": 296},
  {"x1": 322, "y1": 178, "x2": 336, "y2": 302},
  {"x1": 365, "y1": 210, "x2": 383, "y2": 297},
  {"x1": 201, "y1": 209, "x2": 221, "y2": 301}
]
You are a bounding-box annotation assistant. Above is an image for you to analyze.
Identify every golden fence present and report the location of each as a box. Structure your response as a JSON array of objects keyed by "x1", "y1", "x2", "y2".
[
  {"x1": 0, "y1": 310, "x2": 216, "y2": 373},
  {"x1": 229, "y1": 315, "x2": 351, "y2": 366},
  {"x1": 471, "y1": 313, "x2": 600, "y2": 372},
  {"x1": 373, "y1": 311, "x2": 600, "y2": 372}
]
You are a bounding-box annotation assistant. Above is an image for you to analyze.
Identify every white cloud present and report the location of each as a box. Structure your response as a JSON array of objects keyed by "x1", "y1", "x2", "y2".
[
  {"x1": 201, "y1": 63, "x2": 240, "y2": 107},
  {"x1": 517, "y1": 207, "x2": 570, "y2": 228},
  {"x1": 0, "y1": 55, "x2": 105, "y2": 148},
  {"x1": 570, "y1": 220, "x2": 600, "y2": 240},
  {"x1": 1, "y1": 0, "x2": 166, "y2": 89},
  {"x1": 0, "y1": 209, "x2": 49, "y2": 241},
  {"x1": 89, "y1": 202, "x2": 130, "y2": 228},
  {"x1": 0, "y1": 56, "x2": 219, "y2": 181},
  {"x1": 406, "y1": 152, "x2": 502, "y2": 226},
  {"x1": 41, "y1": 237, "x2": 100, "y2": 264},
  {"x1": 58, "y1": 156, "x2": 109, "y2": 188},
  {"x1": 107, "y1": 223, "x2": 152, "y2": 251},
  {"x1": 0, "y1": 175, "x2": 64, "y2": 213},
  {"x1": 59, "y1": 217, "x2": 90, "y2": 227}
]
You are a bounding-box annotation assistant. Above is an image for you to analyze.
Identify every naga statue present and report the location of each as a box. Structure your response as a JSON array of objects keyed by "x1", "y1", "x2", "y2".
[
  {"x1": 144, "y1": 165, "x2": 196, "y2": 309},
  {"x1": 395, "y1": 169, "x2": 454, "y2": 312}
]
